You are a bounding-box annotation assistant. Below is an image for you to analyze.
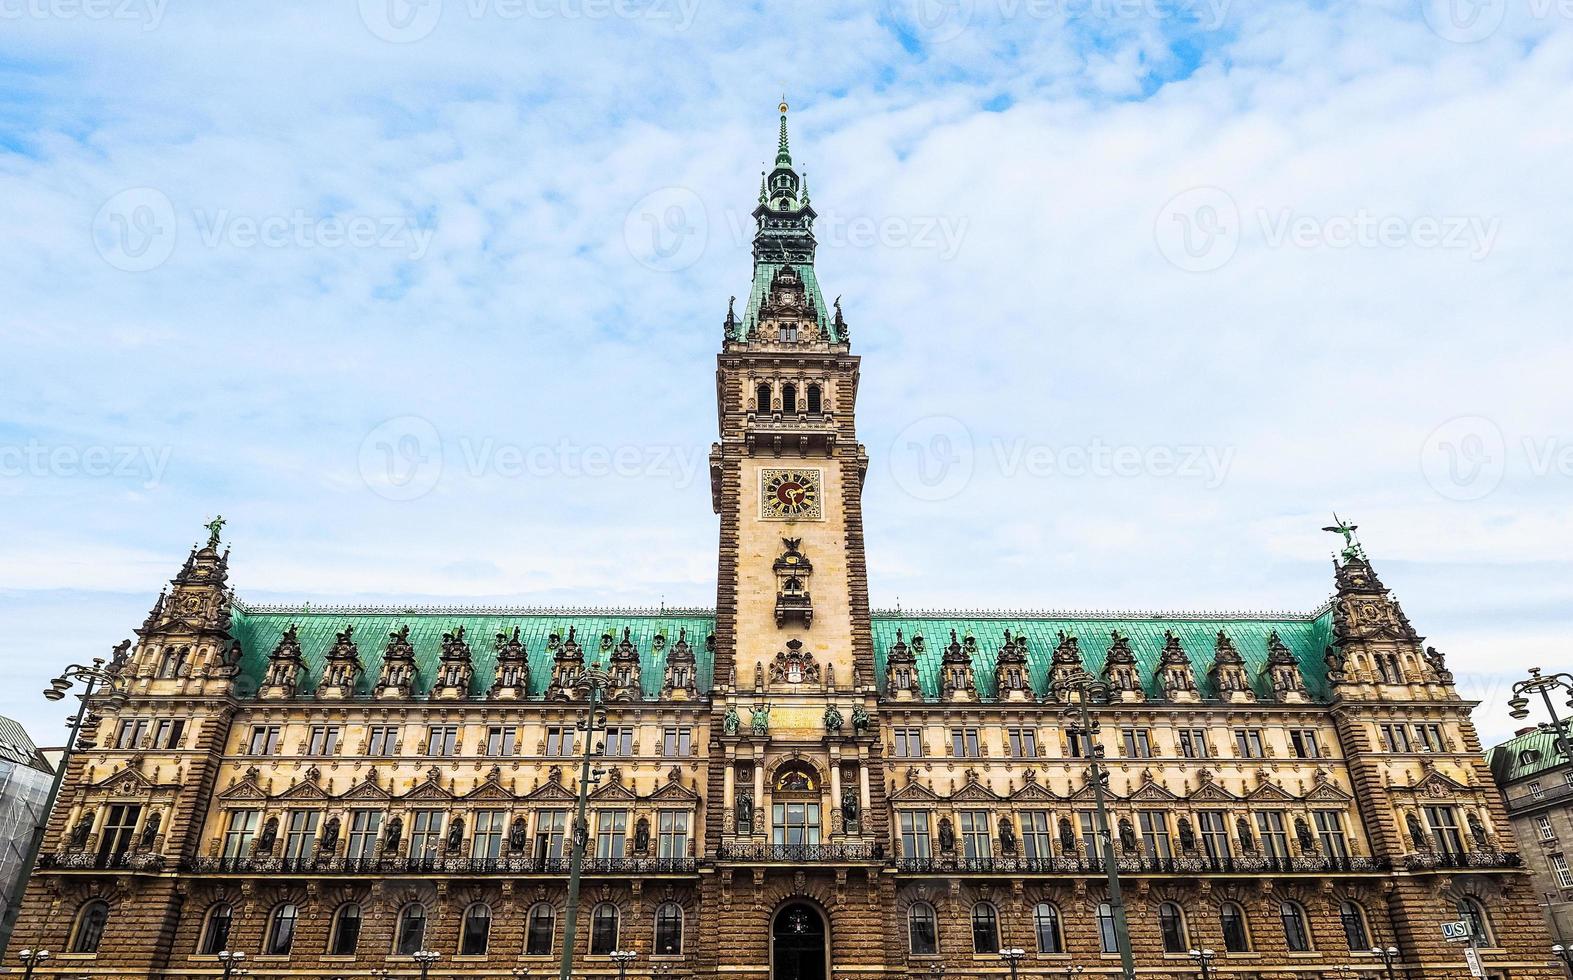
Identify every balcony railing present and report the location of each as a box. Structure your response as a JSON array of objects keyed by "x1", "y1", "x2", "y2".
[
  {"x1": 892, "y1": 853, "x2": 1389, "y2": 875},
  {"x1": 1404, "y1": 849, "x2": 1520, "y2": 871},
  {"x1": 715, "y1": 841, "x2": 882, "y2": 863},
  {"x1": 186, "y1": 854, "x2": 698, "y2": 875},
  {"x1": 39, "y1": 850, "x2": 166, "y2": 872}
]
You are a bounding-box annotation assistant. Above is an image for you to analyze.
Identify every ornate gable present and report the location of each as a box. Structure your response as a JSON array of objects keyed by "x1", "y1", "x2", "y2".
[
  {"x1": 889, "y1": 780, "x2": 940, "y2": 804},
  {"x1": 1305, "y1": 781, "x2": 1355, "y2": 803},
  {"x1": 950, "y1": 777, "x2": 1000, "y2": 803},
  {"x1": 277, "y1": 778, "x2": 331, "y2": 802},
  {"x1": 1010, "y1": 781, "x2": 1060, "y2": 803},
  {"x1": 401, "y1": 771, "x2": 455, "y2": 803},
  {"x1": 590, "y1": 780, "x2": 639, "y2": 802},
  {"x1": 464, "y1": 775, "x2": 516, "y2": 803},
  {"x1": 1246, "y1": 781, "x2": 1298, "y2": 804},
  {"x1": 1189, "y1": 782, "x2": 1239, "y2": 804},
  {"x1": 217, "y1": 779, "x2": 269, "y2": 802},
  {"x1": 339, "y1": 773, "x2": 391, "y2": 803},
  {"x1": 526, "y1": 780, "x2": 579, "y2": 803},
  {"x1": 1129, "y1": 781, "x2": 1180, "y2": 804},
  {"x1": 650, "y1": 779, "x2": 700, "y2": 803}
]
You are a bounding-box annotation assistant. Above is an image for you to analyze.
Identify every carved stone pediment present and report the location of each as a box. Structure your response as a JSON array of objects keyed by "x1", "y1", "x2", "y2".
[
  {"x1": 890, "y1": 781, "x2": 940, "y2": 803},
  {"x1": 1011, "y1": 781, "x2": 1060, "y2": 803},
  {"x1": 339, "y1": 776, "x2": 391, "y2": 803},
  {"x1": 1129, "y1": 781, "x2": 1180, "y2": 804},
  {"x1": 1189, "y1": 782, "x2": 1239, "y2": 804},
  {"x1": 951, "y1": 781, "x2": 1001, "y2": 803},
  {"x1": 217, "y1": 779, "x2": 268, "y2": 802},
  {"x1": 590, "y1": 781, "x2": 638, "y2": 802},
  {"x1": 91, "y1": 766, "x2": 170, "y2": 793},
  {"x1": 277, "y1": 780, "x2": 331, "y2": 802},
  {"x1": 400, "y1": 779, "x2": 455, "y2": 803},
  {"x1": 525, "y1": 781, "x2": 578, "y2": 803},
  {"x1": 463, "y1": 781, "x2": 516, "y2": 803},
  {"x1": 1396, "y1": 770, "x2": 1468, "y2": 799},
  {"x1": 1246, "y1": 781, "x2": 1298, "y2": 804},
  {"x1": 649, "y1": 780, "x2": 700, "y2": 803}
]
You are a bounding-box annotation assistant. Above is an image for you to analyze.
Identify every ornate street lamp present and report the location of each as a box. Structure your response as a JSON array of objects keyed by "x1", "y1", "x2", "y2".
[
  {"x1": 611, "y1": 948, "x2": 639, "y2": 980},
  {"x1": 926, "y1": 961, "x2": 947, "y2": 980},
  {"x1": 1188, "y1": 947, "x2": 1216, "y2": 980},
  {"x1": 1371, "y1": 944, "x2": 1400, "y2": 980},
  {"x1": 217, "y1": 949, "x2": 249, "y2": 980},
  {"x1": 1508, "y1": 667, "x2": 1573, "y2": 760},
  {"x1": 1553, "y1": 943, "x2": 1573, "y2": 980},
  {"x1": 0, "y1": 656, "x2": 127, "y2": 953},
  {"x1": 1055, "y1": 667, "x2": 1135, "y2": 980},
  {"x1": 999, "y1": 947, "x2": 1026, "y2": 980},
  {"x1": 17, "y1": 948, "x2": 49, "y2": 980},
  {"x1": 1063, "y1": 966, "x2": 1085, "y2": 980},
  {"x1": 412, "y1": 948, "x2": 440, "y2": 980},
  {"x1": 557, "y1": 666, "x2": 610, "y2": 980}
]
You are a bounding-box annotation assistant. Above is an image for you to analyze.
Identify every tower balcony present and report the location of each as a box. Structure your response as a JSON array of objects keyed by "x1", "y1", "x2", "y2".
[{"x1": 742, "y1": 410, "x2": 842, "y2": 456}]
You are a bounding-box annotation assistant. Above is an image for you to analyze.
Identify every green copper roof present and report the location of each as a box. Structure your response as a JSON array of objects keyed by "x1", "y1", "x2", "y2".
[
  {"x1": 738, "y1": 261, "x2": 835, "y2": 342},
  {"x1": 1487, "y1": 726, "x2": 1573, "y2": 784},
  {"x1": 230, "y1": 604, "x2": 716, "y2": 700},
  {"x1": 872, "y1": 608, "x2": 1336, "y2": 702}
]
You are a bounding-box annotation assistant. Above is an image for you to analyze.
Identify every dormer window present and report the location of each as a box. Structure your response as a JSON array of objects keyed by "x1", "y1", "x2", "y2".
[{"x1": 781, "y1": 323, "x2": 798, "y2": 342}]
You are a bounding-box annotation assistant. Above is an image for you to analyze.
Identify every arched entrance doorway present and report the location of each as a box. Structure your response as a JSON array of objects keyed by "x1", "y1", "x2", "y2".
[{"x1": 771, "y1": 901, "x2": 827, "y2": 980}]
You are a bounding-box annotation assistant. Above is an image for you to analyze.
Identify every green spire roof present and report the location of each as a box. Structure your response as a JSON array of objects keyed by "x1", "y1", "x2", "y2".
[{"x1": 776, "y1": 98, "x2": 792, "y2": 167}]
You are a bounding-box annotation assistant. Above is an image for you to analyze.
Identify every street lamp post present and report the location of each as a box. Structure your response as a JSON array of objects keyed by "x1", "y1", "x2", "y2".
[
  {"x1": 926, "y1": 961, "x2": 946, "y2": 980},
  {"x1": 217, "y1": 949, "x2": 247, "y2": 980},
  {"x1": 1056, "y1": 667, "x2": 1136, "y2": 980},
  {"x1": 999, "y1": 947, "x2": 1026, "y2": 980},
  {"x1": 1063, "y1": 966, "x2": 1084, "y2": 980},
  {"x1": 413, "y1": 948, "x2": 439, "y2": 980},
  {"x1": 1553, "y1": 943, "x2": 1573, "y2": 979},
  {"x1": 611, "y1": 948, "x2": 639, "y2": 980},
  {"x1": 1372, "y1": 944, "x2": 1400, "y2": 980},
  {"x1": 557, "y1": 666, "x2": 610, "y2": 980},
  {"x1": 17, "y1": 948, "x2": 49, "y2": 980},
  {"x1": 0, "y1": 656, "x2": 126, "y2": 954},
  {"x1": 1508, "y1": 667, "x2": 1573, "y2": 761},
  {"x1": 1188, "y1": 947, "x2": 1216, "y2": 980}
]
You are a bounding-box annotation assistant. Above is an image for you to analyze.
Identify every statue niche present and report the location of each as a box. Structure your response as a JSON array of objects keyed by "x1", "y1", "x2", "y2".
[
  {"x1": 768, "y1": 639, "x2": 821, "y2": 687},
  {"x1": 773, "y1": 537, "x2": 814, "y2": 626}
]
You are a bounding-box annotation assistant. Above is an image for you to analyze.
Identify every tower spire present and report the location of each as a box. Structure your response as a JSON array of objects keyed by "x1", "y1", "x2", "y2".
[{"x1": 776, "y1": 96, "x2": 792, "y2": 167}]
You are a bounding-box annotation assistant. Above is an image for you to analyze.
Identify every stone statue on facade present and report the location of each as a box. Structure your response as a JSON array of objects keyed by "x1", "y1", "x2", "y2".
[
  {"x1": 823, "y1": 704, "x2": 843, "y2": 734},
  {"x1": 736, "y1": 791, "x2": 754, "y2": 832},
  {"x1": 750, "y1": 704, "x2": 770, "y2": 735},
  {"x1": 722, "y1": 705, "x2": 740, "y2": 735},
  {"x1": 850, "y1": 704, "x2": 870, "y2": 735}
]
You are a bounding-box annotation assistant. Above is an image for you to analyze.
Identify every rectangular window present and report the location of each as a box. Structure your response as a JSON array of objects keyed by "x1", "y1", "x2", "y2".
[
  {"x1": 1566, "y1": 771, "x2": 1573, "y2": 789},
  {"x1": 347, "y1": 810, "x2": 382, "y2": 861},
  {"x1": 1530, "y1": 781, "x2": 1545, "y2": 800},
  {"x1": 307, "y1": 725, "x2": 340, "y2": 756},
  {"x1": 1078, "y1": 812, "x2": 1099, "y2": 862},
  {"x1": 892, "y1": 728, "x2": 925, "y2": 758},
  {"x1": 535, "y1": 810, "x2": 569, "y2": 861},
  {"x1": 1257, "y1": 811, "x2": 1289, "y2": 859},
  {"x1": 1067, "y1": 731, "x2": 1095, "y2": 759},
  {"x1": 1416, "y1": 724, "x2": 1446, "y2": 753},
  {"x1": 1314, "y1": 809, "x2": 1349, "y2": 859},
  {"x1": 602, "y1": 726, "x2": 635, "y2": 757},
  {"x1": 409, "y1": 809, "x2": 445, "y2": 859},
  {"x1": 1233, "y1": 728, "x2": 1265, "y2": 759},
  {"x1": 153, "y1": 719, "x2": 185, "y2": 750},
  {"x1": 425, "y1": 725, "x2": 459, "y2": 757},
  {"x1": 1008, "y1": 728, "x2": 1038, "y2": 759},
  {"x1": 899, "y1": 810, "x2": 932, "y2": 860},
  {"x1": 471, "y1": 809, "x2": 506, "y2": 860},
  {"x1": 951, "y1": 728, "x2": 981, "y2": 759},
  {"x1": 658, "y1": 810, "x2": 689, "y2": 859},
  {"x1": 284, "y1": 810, "x2": 320, "y2": 861},
  {"x1": 1537, "y1": 815, "x2": 1556, "y2": 841},
  {"x1": 662, "y1": 727, "x2": 693, "y2": 757},
  {"x1": 545, "y1": 727, "x2": 575, "y2": 758},
  {"x1": 1021, "y1": 810, "x2": 1053, "y2": 862},
  {"x1": 1289, "y1": 728, "x2": 1322, "y2": 759},
  {"x1": 1139, "y1": 811, "x2": 1172, "y2": 860},
  {"x1": 771, "y1": 803, "x2": 820, "y2": 848},
  {"x1": 367, "y1": 725, "x2": 399, "y2": 755},
  {"x1": 1122, "y1": 728, "x2": 1153, "y2": 758},
  {"x1": 1197, "y1": 811, "x2": 1231, "y2": 860},
  {"x1": 97, "y1": 803, "x2": 142, "y2": 860},
  {"x1": 1381, "y1": 724, "x2": 1412, "y2": 753},
  {"x1": 1553, "y1": 854, "x2": 1573, "y2": 889},
  {"x1": 1177, "y1": 728, "x2": 1210, "y2": 759},
  {"x1": 222, "y1": 809, "x2": 258, "y2": 859},
  {"x1": 596, "y1": 810, "x2": 628, "y2": 859},
  {"x1": 485, "y1": 726, "x2": 516, "y2": 757},
  {"x1": 247, "y1": 725, "x2": 281, "y2": 755},
  {"x1": 1425, "y1": 805, "x2": 1465, "y2": 858},
  {"x1": 959, "y1": 809, "x2": 991, "y2": 861}
]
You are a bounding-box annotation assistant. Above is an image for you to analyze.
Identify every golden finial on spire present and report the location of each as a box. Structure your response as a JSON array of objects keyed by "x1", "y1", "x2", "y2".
[{"x1": 779, "y1": 94, "x2": 789, "y2": 115}]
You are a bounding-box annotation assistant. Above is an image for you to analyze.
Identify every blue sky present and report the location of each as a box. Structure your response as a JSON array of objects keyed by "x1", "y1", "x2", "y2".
[{"x1": 2, "y1": 0, "x2": 1571, "y2": 748}]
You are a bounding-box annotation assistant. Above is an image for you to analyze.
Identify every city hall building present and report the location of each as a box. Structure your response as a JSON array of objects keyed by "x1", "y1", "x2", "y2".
[{"x1": 9, "y1": 106, "x2": 1562, "y2": 980}]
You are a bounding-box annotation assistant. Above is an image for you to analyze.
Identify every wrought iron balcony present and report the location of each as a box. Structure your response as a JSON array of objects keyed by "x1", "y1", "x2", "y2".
[
  {"x1": 185, "y1": 853, "x2": 698, "y2": 875},
  {"x1": 39, "y1": 850, "x2": 166, "y2": 872},
  {"x1": 716, "y1": 841, "x2": 882, "y2": 863},
  {"x1": 891, "y1": 852, "x2": 1389, "y2": 875},
  {"x1": 1404, "y1": 849, "x2": 1520, "y2": 871}
]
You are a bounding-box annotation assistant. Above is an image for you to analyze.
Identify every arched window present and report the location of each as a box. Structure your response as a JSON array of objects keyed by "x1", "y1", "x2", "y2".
[
  {"x1": 200, "y1": 903, "x2": 233, "y2": 955},
  {"x1": 1220, "y1": 901, "x2": 1251, "y2": 953},
  {"x1": 266, "y1": 903, "x2": 299, "y2": 955},
  {"x1": 781, "y1": 383, "x2": 798, "y2": 414},
  {"x1": 396, "y1": 903, "x2": 427, "y2": 955},
  {"x1": 1158, "y1": 901, "x2": 1188, "y2": 953},
  {"x1": 156, "y1": 647, "x2": 183, "y2": 679},
  {"x1": 1033, "y1": 902, "x2": 1063, "y2": 954},
  {"x1": 756, "y1": 383, "x2": 772, "y2": 413},
  {"x1": 329, "y1": 903, "x2": 362, "y2": 956},
  {"x1": 1461, "y1": 896, "x2": 1495, "y2": 947},
  {"x1": 654, "y1": 902, "x2": 683, "y2": 955},
  {"x1": 526, "y1": 902, "x2": 555, "y2": 956},
  {"x1": 806, "y1": 384, "x2": 822, "y2": 414},
  {"x1": 70, "y1": 900, "x2": 110, "y2": 954},
  {"x1": 971, "y1": 902, "x2": 1000, "y2": 954},
  {"x1": 1096, "y1": 902, "x2": 1119, "y2": 954},
  {"x1": 1339, "y1": 900, "x2": 1370, "y2": 951},
  {"x1": 1280, "y1": 901, "x2": 1312, "y2": 952},
  {"x1": 907, "y1": 902, "x2": 938, "y2": 955},
  {"x1": 460, "y1": 903, "x2": 491, "y2": 956},
  {"x1": 590, "y1": 902, "x2": 619, "y2": 955}
]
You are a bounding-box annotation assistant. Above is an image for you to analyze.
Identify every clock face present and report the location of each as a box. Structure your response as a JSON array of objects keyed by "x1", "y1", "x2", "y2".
[{"x1": 760, "y1": 468, "x2": 823, "y2": 520}]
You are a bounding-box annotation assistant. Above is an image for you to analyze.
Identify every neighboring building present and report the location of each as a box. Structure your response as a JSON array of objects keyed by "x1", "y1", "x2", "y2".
[
  {"x1": 0, "y1": 715, "x2": 56, "y2": 951},
  {"x1": 1489, "y1": 726, "x2": 1573, "y2": 943},
  {"x1": 8, "y1": 104, "x2": 1563, "y2": 980}
]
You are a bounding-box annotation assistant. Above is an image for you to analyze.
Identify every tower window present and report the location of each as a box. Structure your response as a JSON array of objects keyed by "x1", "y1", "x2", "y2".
[
  {"x1": 782, "y1": 383, "x2": 798, "y2": 414},
  {"x1": 806, "y1": 384, "x2": 822, "y2": 413},
  {"x1": 756, "y1": 383, "x2": 772, "y2": 412}
]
